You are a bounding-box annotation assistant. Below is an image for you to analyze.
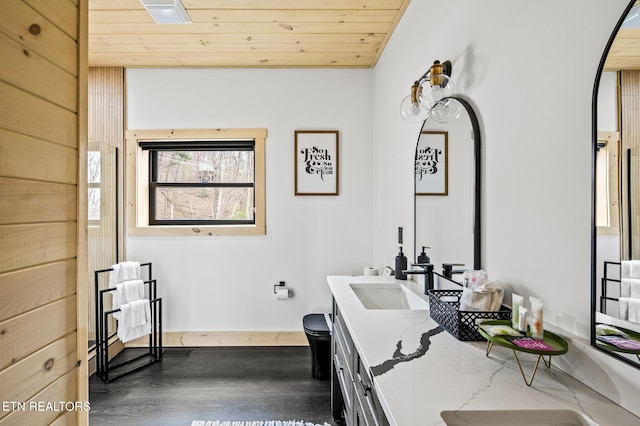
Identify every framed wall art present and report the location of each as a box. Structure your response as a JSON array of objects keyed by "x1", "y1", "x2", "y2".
[
  {"x1": 415, "y1": 131, "x2": 448, "y2": 196},
  {"x1": 294, "y1": 130, "x2": 339, "y2": 195}
]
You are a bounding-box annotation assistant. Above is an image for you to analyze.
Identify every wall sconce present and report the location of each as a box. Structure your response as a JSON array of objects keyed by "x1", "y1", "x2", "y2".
[{"x1": 399, "y1": 60, "x2": 460, "y2": 123}]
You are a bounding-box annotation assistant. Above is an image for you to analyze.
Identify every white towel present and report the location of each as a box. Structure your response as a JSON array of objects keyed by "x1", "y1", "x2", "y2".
[
  {"x1": 622, "y1": 260, "x2": 640, "y2": 279},
  {"x1": 463, "y1": 270, "x2": 489, "y2": 290},
  {"x1": 620, "y1": 297, "x2": 629, "y2": 321},
  {"x1": 629, "y1": 298, "x2": 640, "y2": 324},
  {"x1": 486, "y1": 283, "x2": 505, "y2": 311},
  {"x1": 112, "y1": 280, "x2": 145, "y2": 320},
  {"x1": 631, "y1": 261, "x2": 640, "y2": 279},
  {"x1": 621, "y1": 278, "x2": 640, "y2": 298},
  {"x1": 622, "y1": 261, "x2": 631, "y2": 279},
  {"x1": 109, "y1": 261, "x2": 141, "y2": 288},
  {"x1": 117, "y1": 299, "x2": 151, "y2": 343},
  {"x1": 460, "y1": 286, "x2": 492, "y2": 311}
]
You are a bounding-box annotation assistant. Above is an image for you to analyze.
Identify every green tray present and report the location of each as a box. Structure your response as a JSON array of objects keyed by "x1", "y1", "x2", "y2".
[
  {"x1": 478, "y1": 320, "x2": 568, "y2": 355},
  {"x1": 595, "y1": 323, "x2": 640, "y2": 355}
]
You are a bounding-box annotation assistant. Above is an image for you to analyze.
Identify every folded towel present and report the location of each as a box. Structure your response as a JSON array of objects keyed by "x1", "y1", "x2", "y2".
[
  {"x1": 460, "y1": 286, "x2": 492, "y2": 311},
  {"x1": 622, "y1": 261, "x2": 630, "y2": 279},
  {"x1": 117, "y1": 299, "x2": 151, "y2": 343},
  {"x1": 629, "y1": 298, "x2": 640, "y2": 324},
  {"x1": 485, "y1": 283, "x2": 505, "y2": 311},
  {"x1": 620, "y1": 297, "x2": 629, "y2": 321},
  {"x1": 631, "y1": 261, "x2": 640, "y2": 279},
  {"x1": 124, "y1": 279, "x2": 145, "y2": 301},
  {"x1": 622, "y1": 260, "x2": 640, "y2": 279},
  {"x1": 621, "y1": 279, "x2": 630, "y2": 298},
  {"x1": 112, "y1": 280, "x2": 145, "y2": 320},
  {"x1": 129, "y1": 298, "x2": 149, "y2": 327},
  {"x1": 621, "y1": 278, "x2": 640, "y2": 298},
  {"x1": 109, "y1": 261, "x2": 141, "y2": 288}
]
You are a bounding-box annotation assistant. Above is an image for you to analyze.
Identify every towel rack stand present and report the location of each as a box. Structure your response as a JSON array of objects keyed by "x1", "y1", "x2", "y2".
[
  {"x1": 93, "y1": 263, "x2": 163, "y2": 382},
  {"x1": 601, "y1": 261, "x2": 621, "y2": 315}
]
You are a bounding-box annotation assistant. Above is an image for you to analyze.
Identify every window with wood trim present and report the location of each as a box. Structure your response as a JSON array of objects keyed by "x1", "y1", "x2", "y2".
[
  {"x1": 126, "y1": 129, "x2": 266, "y2": 236},
  {"x1": 143, "y1": 140, "x2": 255, "y2": 225}
]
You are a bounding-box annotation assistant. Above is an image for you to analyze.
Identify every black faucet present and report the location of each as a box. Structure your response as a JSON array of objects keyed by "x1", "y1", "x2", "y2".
[
  {"x1": 442, "y1": 263, "x2": 466, "y2": 280},
  {"x1": 402, "y1": 263, "x2": 434, "y2": 294}
]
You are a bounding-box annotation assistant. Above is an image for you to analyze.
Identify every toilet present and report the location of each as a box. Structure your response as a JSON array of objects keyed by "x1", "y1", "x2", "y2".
[{"x1": 302, "y1": 313, "x2": 331, "y2": 380}]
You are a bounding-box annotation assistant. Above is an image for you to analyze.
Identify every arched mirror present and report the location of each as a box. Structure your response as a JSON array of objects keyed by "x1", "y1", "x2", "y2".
[
  {"x1": 414, "y1": 96, "x2": 481, "y2": 282},
  {"x1": 592, "y1": 0, "x2": 640, "y2": 368}
]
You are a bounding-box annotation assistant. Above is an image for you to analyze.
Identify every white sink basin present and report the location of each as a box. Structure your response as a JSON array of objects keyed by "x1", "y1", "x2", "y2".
[
  {"x1": 349, "y1": 283, "x2": 429, "y2": 310},
  {"x1": 440, "y1": 409, "x2": 597, "y2": 426}
]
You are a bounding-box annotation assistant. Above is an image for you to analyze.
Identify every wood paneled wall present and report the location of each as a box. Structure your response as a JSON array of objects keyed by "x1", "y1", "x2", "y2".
[
  {"x1": 89, "y1": 67, "x2": 124, "y2": 149},
  {"x1": 87, "y1": 67, "x2": 124, "y2": 347},
  {"x1": 0, "y1": 1, "x2": 88, "y2": 425}
]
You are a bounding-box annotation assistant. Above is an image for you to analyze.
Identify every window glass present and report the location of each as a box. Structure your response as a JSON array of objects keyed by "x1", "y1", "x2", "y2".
[
  {"x1": 596, "y1": 145, "x2": 610, "y2": 227},
  {"x1": 146, "y1": 142, "x2": 256, "y2": 225},
  {"x1": 153, "y1": 187, "x2": 254, "y2": 222},
  {"x1": 155, "y1": 151, "x2": 254, "y2": 183}
]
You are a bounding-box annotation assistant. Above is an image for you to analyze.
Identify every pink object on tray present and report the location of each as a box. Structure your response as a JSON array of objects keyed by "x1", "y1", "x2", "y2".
[
  {"x1": 509, "y1": 337, "x2": 555, "y2": 351},
  {"x1": 597, "y1": 335, "x2": 640, "y2": 350}
]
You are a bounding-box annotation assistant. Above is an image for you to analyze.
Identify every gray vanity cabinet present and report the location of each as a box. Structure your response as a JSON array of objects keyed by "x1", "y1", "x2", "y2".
[
  {"x1": 332, "y1": 300, "x2": 389, "y2": 426},
  {"x1": 332, "y1": 301, "x2": 354, "y2": 424}
]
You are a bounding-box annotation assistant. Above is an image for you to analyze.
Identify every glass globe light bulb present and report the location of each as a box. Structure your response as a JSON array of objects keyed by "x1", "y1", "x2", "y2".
[
  {"x1": 400, "y1": 95, "x2": 429, "y2": 123},
  {"x1": 433, "y1": 98, "x2": 463, "y2": 123},
  {"x1": 419, "y1": 73, "x2": 454, "y2": 110},
  {"x1": 399, "y1": 85, "x2": 429, "y2": 123}
]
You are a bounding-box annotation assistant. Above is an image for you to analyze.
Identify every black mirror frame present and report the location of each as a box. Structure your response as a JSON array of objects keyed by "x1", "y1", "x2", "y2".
[
  {"x1": 413, "y1": 96, "x2": 482, "y2": 270},
  {"x1": 591, "y1": 0, "x2": 639, "y2": 369}
]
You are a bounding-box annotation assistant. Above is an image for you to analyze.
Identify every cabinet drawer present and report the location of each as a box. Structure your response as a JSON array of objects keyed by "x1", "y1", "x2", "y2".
[
  {"x1": 334, "y1": 305, "x2": 355, "y2": 378},
  {"x1": 334, "y1": 352, "x2": 353, "y2": 424},
  {"x1": 355, "y1": 354, "x2": 389, "y2": 426},
  {"x1": 353, "y1": 387, "x2": 370, "y2": 426},
  {"x1": 335, "y1": 307, "x2": 354, "y2": 355},
  {"x1": 334, "y1": 322, "x2": 353, "y2": 380}
]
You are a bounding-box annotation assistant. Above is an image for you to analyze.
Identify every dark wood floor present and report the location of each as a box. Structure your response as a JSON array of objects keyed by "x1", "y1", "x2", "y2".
[{"x1": 89, "y1": 346, "x2": 336, "y2": 426}]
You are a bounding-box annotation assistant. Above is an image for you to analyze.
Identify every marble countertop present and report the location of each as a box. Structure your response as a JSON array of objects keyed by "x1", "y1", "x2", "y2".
[{"x1": 327, "y1": 275, "x2": 640, "y2": 426}]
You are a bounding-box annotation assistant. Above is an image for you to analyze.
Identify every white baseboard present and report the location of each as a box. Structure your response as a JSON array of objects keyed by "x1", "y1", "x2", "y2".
[{"x1": 125, "y1": 331, "x2": 309, "y2": 348}]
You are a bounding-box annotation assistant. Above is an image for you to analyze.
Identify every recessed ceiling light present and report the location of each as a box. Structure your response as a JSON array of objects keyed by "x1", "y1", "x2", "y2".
[{"x1": 140, "y1": 0, "x2": 192, "y2": 24}]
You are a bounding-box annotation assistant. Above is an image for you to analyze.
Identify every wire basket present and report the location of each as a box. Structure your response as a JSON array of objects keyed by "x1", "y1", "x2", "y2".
[{"x1": 427, "y1": 289, "x2": 512, "y2": 341}]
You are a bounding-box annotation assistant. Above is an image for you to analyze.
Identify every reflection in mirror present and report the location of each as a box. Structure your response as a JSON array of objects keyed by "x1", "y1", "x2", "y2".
[
  {"x1": 593, "y1": 0, "x2": 640, "y2": 368},
  {"x1": 629, "y1": 148, "x2": 640, "y2": 258},
  {"x1": 414, "y1": 97, "x2": 481, "y2": 284},
  {"x1": 87, "y1": 142, "x2": 119, "y2": 350}
]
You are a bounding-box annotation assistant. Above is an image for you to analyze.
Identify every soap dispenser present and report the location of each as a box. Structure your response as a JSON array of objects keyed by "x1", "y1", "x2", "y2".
[
  {"x1": 417, "y1": 246, "x2": 431, "y2": 265},
  {"x1": 395, "y1": 247, "x2": 408, "y2": 280}
]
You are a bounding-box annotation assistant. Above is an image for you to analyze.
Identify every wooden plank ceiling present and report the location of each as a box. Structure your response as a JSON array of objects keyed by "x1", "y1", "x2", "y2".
[
  {"x1": 606, "y1": 29, "x2": 640, "y2": 71},
  {"x1": 606, "y1": 1, "x2": 640, "y2": 71},
  {"x1": 88, "y1": 0, "x2": 412, "y2": 68}
]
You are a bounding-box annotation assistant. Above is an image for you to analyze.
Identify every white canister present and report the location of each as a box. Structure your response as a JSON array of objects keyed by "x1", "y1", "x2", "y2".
[{"x1": 518, "y1": 307, "x2": 528, "y2": 332}]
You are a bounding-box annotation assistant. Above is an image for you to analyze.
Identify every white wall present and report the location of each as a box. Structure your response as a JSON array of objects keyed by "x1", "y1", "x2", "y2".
[
  {"x1": 371, "y1": 0, "x2": 640, "y2": 415},
  {"x1": 598, "y1": 72, "x2": 619, "y2": 131},
  {"x1": 596, "y1": 72, "x2": 621, "y2": 288},
  {"x1": 126, "y1": 68, "x2": 373, "y2": 331}
]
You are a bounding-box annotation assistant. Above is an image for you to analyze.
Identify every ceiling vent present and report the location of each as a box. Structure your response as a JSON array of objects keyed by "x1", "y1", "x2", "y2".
[{"x1": 140, "y1": 0, "x2": 192, "y2": 24}]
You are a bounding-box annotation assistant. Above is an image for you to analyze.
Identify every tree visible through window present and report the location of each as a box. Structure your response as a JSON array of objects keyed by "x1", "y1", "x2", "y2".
[
  {"x1": 143, "y1": 141, "x2": 255, "y2": 225},
  {"x1": 87, "y1": 150, "x2": 101, "y2": 223}
]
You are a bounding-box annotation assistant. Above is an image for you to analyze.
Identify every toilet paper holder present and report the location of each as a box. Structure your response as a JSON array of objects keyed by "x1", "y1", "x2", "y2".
[
  {"x1": 274, "y1": 281, "x2": 291, "y2": 300},
  {"x1": 273, "y1": 281, "x2": 286, "y2": 293}
]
